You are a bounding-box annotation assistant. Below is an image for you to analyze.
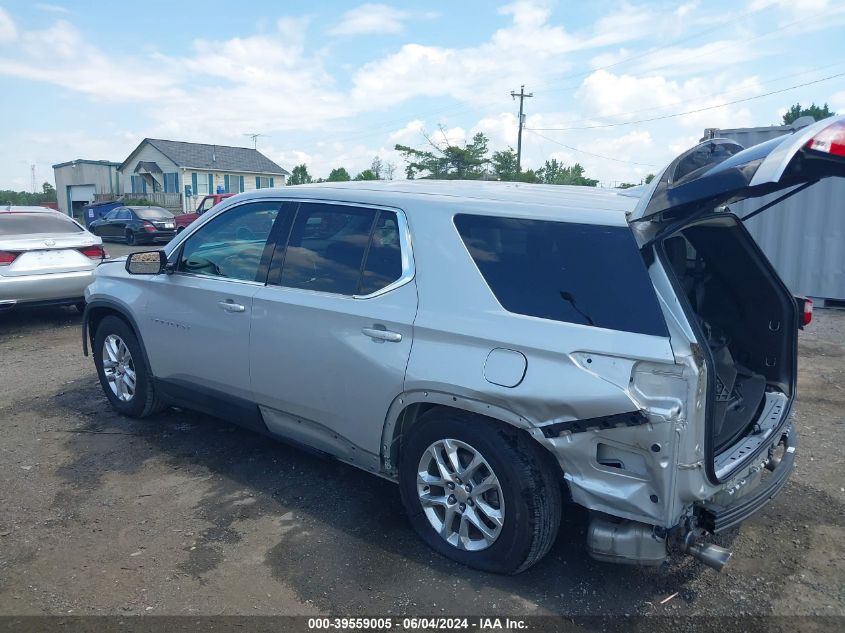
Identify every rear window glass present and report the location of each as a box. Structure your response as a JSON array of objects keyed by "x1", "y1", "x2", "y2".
[
  {"x1": 454, "y1": 214, "x2": 667, "y2": 337},
  {"x1": 0, "y1": 213, "x2": 82, "y2": 236},
  {"x1": 135, "y1": 208, "x2": 173, "y2": 220}
]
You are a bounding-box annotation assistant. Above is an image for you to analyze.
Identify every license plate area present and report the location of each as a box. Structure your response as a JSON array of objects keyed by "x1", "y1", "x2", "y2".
[{"x1": 13, "y1": 249, "x2": 84, "y2": 273}]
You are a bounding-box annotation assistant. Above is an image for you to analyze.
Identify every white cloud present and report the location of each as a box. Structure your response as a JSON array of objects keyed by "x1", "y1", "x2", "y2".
[
  {"x1": 389, "y1": 119, "x2": 426, "y2": 144},
  {"x1": 329, "y1": 4, "x2": 435, "y2": 36},
  {"x1": 34, "y1": 3, "x2": 70, "y2": 13},
  {"x1": 0, "y1": 0, "x2": 841, "y2": 189},
  {"x1": 0, "y1": 19, "x2": 181, "y2": 101},
  {"x1": 575, "y1": 70, "x2": 763, "y2": 129},
  {"x1": 0, "y1": 8, "x2": 17, "y2": 42},
  {"x1": 830, "y1": 90, "x2": 845, "y2": 112},
  {"x1": 749, "y1": 0, "x2": 831, "y2": 15},
  {"x1": 471, "y1": 113, "x2": 519, "y2": 148}
]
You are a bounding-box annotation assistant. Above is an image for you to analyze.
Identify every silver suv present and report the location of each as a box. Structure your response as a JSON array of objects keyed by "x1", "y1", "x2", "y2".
[{"x1": 84, "y1": 116, "x2": 845, "y2": 574}]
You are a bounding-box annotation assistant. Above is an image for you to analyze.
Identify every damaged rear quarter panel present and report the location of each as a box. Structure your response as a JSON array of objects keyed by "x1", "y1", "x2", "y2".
[{"x1": 398, "y1": 203, "x2": 683, "y2": 526}]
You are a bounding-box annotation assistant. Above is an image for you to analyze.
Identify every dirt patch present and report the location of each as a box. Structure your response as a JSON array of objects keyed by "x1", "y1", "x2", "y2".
[{"x1": 0, "y1": 306, "x2": 843, "y2": 617}]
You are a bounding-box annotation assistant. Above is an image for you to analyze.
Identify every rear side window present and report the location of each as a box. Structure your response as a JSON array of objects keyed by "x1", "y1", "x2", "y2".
[
  {"x1": 454, "y1": 214, "x2": 667, "y2": 337},
  {"x1": 274, "y1": 203, "x2": 404, "y2": 296},
  {"x1": 360, "y1": 213, "x2": 403, "y2": 295},
  {"x1": 0, "y1": 213, "x2": 82, "y2": 236}
]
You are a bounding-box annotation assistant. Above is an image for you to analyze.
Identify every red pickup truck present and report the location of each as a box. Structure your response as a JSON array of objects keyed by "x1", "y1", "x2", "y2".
[{"x1": 175, "y1": 194, "x2": 234, "y2": 233}]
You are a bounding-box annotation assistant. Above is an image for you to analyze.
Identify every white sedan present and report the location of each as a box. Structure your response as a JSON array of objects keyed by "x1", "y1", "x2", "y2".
[{"x1": 0, "y1": 206, "x2": 107, "y2": 312}]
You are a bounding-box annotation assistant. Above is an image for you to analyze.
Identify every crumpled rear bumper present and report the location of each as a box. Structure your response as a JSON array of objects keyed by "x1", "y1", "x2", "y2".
[{"x1": 698, "y1": 424, "x2": 796, "y2": 533}]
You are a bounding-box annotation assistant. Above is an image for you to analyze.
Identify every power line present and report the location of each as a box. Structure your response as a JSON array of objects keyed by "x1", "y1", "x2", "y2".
[
  {"x1": 527, "y1": 71, "x2": 845, "y2": 132},
  {"x1": 524, "y1": 129, "x2": 660, "y2": 168},
  {"x1": 539, "y1": 61, "x2": 845, "y2": 130}
]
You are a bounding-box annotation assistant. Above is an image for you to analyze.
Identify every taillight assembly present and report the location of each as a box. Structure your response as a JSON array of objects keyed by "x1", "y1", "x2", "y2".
[
  {"x1": 802, "y1": 297, "x2": 813, "y2": 327},
  {"x1": 142, "y1": 220, "x2": 157, "y2": 232},
  {"x1": 79, "y1": 245, "x2": 108, "y2": 260},
  {"x1": 795, "y1": 296, "x2": 813, "y2": 329},
  {"x1": 805, "y1": 120, "x2": 845, "y2": 157},
  {"x1": 0, "y1": 251, "x2": 19, "y2": 265}
]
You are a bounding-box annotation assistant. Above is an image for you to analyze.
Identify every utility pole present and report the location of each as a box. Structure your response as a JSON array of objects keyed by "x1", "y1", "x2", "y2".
[
  {"x1": 510, "y1": 85, "x2": 533, "y2": 172},
  {"x1": 30, "y1": 163, "x2": 37, "y2": 194}
]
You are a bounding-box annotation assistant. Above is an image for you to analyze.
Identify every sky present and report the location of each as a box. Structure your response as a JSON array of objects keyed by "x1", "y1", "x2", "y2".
[{"x1": 1, "y1": 0, "x2": 844, "y2": 190}]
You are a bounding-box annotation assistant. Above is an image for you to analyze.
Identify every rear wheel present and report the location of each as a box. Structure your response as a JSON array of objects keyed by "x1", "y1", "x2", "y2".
[
  {"x1": 93, "y1": 315, "x2": 164, "y2": 418},
  {"x1": 126, "y1": 230, "x2": 136, "y2": 245},
  {"x1": 399, "y1": 408, "x2": 561, "y2": 574}
]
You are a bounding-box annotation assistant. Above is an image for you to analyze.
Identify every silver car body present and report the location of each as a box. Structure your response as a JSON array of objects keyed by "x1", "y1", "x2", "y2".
[
  {"x1": 84, "y1": 182, "x2": 745, "y2": 522},
  {"x1": 84, "y1": 115, "x2": 845, "y2": 567},
  {"x1": 1, "y1": 207, "x2": 104, "y2": 309}
]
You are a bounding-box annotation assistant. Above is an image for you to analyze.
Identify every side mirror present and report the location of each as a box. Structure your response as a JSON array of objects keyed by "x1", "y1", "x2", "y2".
[{"x1": 125, "y1": 250, "x2": 167, "y2": 275}]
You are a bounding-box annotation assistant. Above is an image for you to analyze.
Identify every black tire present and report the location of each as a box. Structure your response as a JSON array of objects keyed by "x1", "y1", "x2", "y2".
[
  {"x1": 126, "y1": 230, "x2": 136, "y2": 245},
  {"x1": 176, "y1": 226, "x2": 184, "y2": 234},
  {"x1": 93, "y1": 315, "x2": 165, "y2": 418},
  {"x1": 399, "y1": 407, "x2": 561, "y2": 574}
]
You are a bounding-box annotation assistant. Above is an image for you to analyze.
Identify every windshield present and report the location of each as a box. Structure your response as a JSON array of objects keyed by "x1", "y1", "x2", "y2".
[
  {"x1": 0, "y1": 213, "x2": 83, "y2": 236},
  {"x1": 135, "y1": 208, "x2": 174, "y2": 220}
]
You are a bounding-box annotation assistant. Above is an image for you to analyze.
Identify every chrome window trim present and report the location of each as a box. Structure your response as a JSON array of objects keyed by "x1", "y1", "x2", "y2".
[{"x1": 171, "y1": 271, "x2": 265, "y2": 287}]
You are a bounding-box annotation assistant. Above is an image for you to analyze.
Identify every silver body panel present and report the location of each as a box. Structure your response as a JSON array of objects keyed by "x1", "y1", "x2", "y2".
[{"x1": 86, "y1": 180, "x2": 798, "y2": 533}]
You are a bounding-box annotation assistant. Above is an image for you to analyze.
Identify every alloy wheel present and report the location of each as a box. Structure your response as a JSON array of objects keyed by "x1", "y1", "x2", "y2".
[
  {"x1": 102, "y1": 334, "x2": 136, "y2": 402},
  {"x1": 416, "y1": 438, "x2": 505, "y2": 551}
]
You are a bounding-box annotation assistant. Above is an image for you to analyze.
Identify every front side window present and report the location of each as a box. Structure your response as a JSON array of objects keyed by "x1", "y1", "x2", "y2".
[
  {"x1": 178, "y1": 201, "x2": 281, "y2": 282},
  {"x1": 454, "y1": 214, "x2": 668, "y2": 337},
  {"x1": 275, "y1": 203, "x2": 403, "y2": 296}
]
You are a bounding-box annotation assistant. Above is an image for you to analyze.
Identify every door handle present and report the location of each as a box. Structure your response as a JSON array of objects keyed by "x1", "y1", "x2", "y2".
[
  {"x1": 362, "y1": 326, "x2": 402, "y2": 343},
  {"x1": 218, "y1": 300, "x2": 246, "y2": 313}
]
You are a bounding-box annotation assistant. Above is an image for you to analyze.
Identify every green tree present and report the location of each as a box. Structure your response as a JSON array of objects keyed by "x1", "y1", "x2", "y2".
[
  {"x1": 0, "y1": 185, "x2": 58, "y2": 206},
  {"x1": 326, "y1": 167, "x2": 351, "y2": 182},
  {"x1": 395, "y1": 131, "x2": 490, "y2": 179},
  {"x1": 491, "y1": 148, "x2": 519, "y2": 181},
  {"x1": 289, "y1": 164, "x2": 313, "y2": 185},
  {"x1": 782, "y1": 102, "x2": 835, "y2": 125},
  {"x1": 536, "y1": 159, "x2": 598, "y2": 187},
  {"x1": 644, "y1": 173, "x2": 655, "y2": 184},
  {"x1": 353, "y1": 169, "x2": 378, "y2": 181},
  {"x1": 370, "y1": 156, "x2": 384, "y2": 179}
]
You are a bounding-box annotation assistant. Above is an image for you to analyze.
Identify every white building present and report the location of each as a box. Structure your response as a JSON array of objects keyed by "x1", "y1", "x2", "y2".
[{"x1": 118, "y1": 138, "x2": 290, "y2": 212}]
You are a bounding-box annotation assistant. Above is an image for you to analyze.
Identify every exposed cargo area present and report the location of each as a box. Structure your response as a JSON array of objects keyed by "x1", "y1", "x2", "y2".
[{"x1": 661, "y1": 214, "x2": 797, "y2": 458}]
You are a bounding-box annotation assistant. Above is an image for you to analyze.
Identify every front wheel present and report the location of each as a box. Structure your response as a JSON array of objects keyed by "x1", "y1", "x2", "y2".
[
  {"x1": 93, "y1": 315, "x2": 164, "y2": 417},
  {"x1": 399, "y1": 408, "x2": 562, "y2": 574}
]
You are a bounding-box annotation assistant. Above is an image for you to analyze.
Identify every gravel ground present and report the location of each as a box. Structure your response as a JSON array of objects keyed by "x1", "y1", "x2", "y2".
[{"x1": 0, "y1": 303, "x2": 842, "y2": 620}]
